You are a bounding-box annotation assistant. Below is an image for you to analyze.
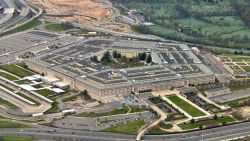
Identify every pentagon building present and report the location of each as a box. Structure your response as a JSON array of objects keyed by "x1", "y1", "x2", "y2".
[{"x1": 26, "y1": 38, "x2": 215, "y2": 103}]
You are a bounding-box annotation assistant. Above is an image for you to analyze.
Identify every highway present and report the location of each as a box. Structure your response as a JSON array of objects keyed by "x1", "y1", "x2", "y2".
[
  {"x1": 0, "y1": 121, "x2": 249, "y2": 141},
  {"x1": 0, "y1": 0, "x2": 42, "y2": 34}
]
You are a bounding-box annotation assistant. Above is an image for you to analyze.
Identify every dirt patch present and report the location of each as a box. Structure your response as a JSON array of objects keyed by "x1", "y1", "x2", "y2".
[
  {"x1": 27, "y1": 0, "x2": 130, "y2": 31},
  {"x1": 28, "y1": 0, "x2": 109, "y2": 23}
]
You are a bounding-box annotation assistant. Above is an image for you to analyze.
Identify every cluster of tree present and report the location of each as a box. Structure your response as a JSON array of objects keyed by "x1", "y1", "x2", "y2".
[
  {"x1": 80, "y1": 90, "x2": 91, "y2": 100},
  {"x1": 231, "y1": 0, "x2": 250, "y2": 27},
  {"x1": 243, "y1": 98, "x2": 250, "y2": 106},
  {"x1": 90, "y1": 55, "x2": 98, "y2": 63},
  {"x1": 146, "y1": 54, "x2": 152, "y2": 64},
  {"x1": 138, "y1": 52, "x2": 152, "y2": 64},
  {"x1": 113, "y1": 50, "x2": 122, "y2": 58},
  {"x1": 234, "y1": 50, "x2": 243, "y2": 55},
  {"x1": 101, "y1": 51, "x2": 111, "y2": 63},
  {"x1": 138, "y1": 52, "x2": 147, "y2": 60},
  {"x1": 61, "y1": 21, "x2": 74, "y2": 29}
]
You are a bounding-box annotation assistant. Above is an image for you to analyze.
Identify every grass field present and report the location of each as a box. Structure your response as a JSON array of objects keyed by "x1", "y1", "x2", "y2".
[
  {"x1": 147, "y1": 123, "x2": 173, "y2": 135},
  {"x1": 36, "y1": 89, "x2": 55, "y2": 97},
  {"x1": 0, "y1": 65, "x2": 34, "y2": 78},
  {"x1": 18, "y1": 93, "x2": 41, "y2": 106},
  {"x1": 15, "y1": 80, "x2": 30, "y2": 85},
  {"x1": 0, "y1": 83, "x2": 15, "y2": 91},
  {"x1": 103, "y1": 58, "x2": 145, "y2": 68},
  {"x1": 75, "y1": 106, "x2": 146, "y2": 117},
  {"x1": 0, "y1": 98, "x2": 18, "y2": 109},
  {"x1": 129, "y1": 106, "x2": 147, "y2": 113},
  {"x1": 0, "y1": 20, "x2": 42, "y2": 37},
  {"x1": 241, "y1": 66, "x2": 250, "y2": 72},
  {"x1": 101, "y1": 120, "x2": 145, "y2": 134},
  {"x1": 114, "y1": 0, "x2": 250, "y2": 49},
  {"x1": 44, "y1": 101, "x2": 59, "y2": 114},
  {"x1": 61, "y1": 94, "x2": 79, "y2": 102},
  {"x1": 75, "y1": 107, "x2": 129, "y2": 117},
  {"x1": 0, "y1": 72, "x2": 18, "y2": 81},
  {"x1": 45, "y1": 21, "x2": 74, "y2": 32},
  {"x1": 220, "y1": 54, "x2": 250, "y2": 62},
  {"x1": 178, "y1": 116, "x2": 235, "y2": 130},
  {"x1": 32, "y1": 84, "x2": 43, "y2": 89},
  {"x1": 0, "y1": 120, "x2": 29, "y2": 128},
  {"x1": 147, "y1": 127, "x2": 168, "y2": 135},
  {"x1": 0, "y1": 136, "x2": 34, "y2": 141},
  {"x1": 167, "y1": 95, "x2": 206, "y2": 117}
]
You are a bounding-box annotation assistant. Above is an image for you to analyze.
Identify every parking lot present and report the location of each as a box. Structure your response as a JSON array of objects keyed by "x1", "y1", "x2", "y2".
[
  {"x1": 52, "y1": 111, "x2": 154, "y2": 131},
  {"x1": 0, "y1": 30, "x2": 77, "y2": 64}
]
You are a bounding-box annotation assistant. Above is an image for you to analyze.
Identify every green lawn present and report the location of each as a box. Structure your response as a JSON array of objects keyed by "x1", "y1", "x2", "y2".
[
  {"x1": 75, "y1": 106, "x2": 146, "y2": 117},
  {"x1": 0, "y1": 19, "x2": 42, "y2": 36},
  {"x1": 147, "y1": 122, "x2": 173, "y2": 135},
  {"x1": 18, "y1": 93, "x2": 41, "y2": 106},
  {"x1": 75, "y1": 107, "x2": 129, "y2": 117},
  {"x1": 32, "y1": 84, "x2": 43, "y2": 89},
  {"x1": 114, "y1": 0, "x2": 250, "y2": 49},
  {"x1": 0, "y1": 65, "x2": 34, "y2": 78},
  {"x1": 240, "y1": 66, "x2": 250, "y2": 72},
  {"x1": 0, "y1": 120, "x2": 29, "y2": 128},
  {"x1": 146, "y1": 127, "x2": 168, "y2": 135},
  {"x1": 15, "y1": 80, "x2": 30, "y2": 85},
  {"x1": 0, "y1": 83, "x2": 15, "y2": 91},
  {"x1": 0, "y1": 98, "x2": 18, "y2": 109},
  {"x1": 1, "y1": 136, "x2": 34, "y2": 141},
  {"x1": 45, "y1": 21, "x2": 74, "y2": 32},
  {"x1": 101, "y1": 120, "x2": 145, "y2": 134},
  {"x1": 220, "y1": 54, "x2": 250, "y2": 62},
  {"x1": 159, "y1": 123, "x2": 173, "y2": 129},
  {"x1": 167, "y1": 95, "x2": 206, "y2": 117},
  {"x1": 129, "y1": 106, "x2": 147, "y2": 113},
  {"x1": 0, "y1": 72, "x2": 18, "y2": 81},
  {"x1": 61, "y1": 94, "x2": 79, "y2": 102},
  {"x1": 36, "y1": 89, "x2": 55, "y2": 97},
  {"x1": 178, "y1": 116, "x2": 235, "y2": 130},
  {"x1": 44, "y1": 101, "x2": 59, "y2": 114},
  {"x1": 103, "y1": 58, "x2": 145, "y2": 68}
]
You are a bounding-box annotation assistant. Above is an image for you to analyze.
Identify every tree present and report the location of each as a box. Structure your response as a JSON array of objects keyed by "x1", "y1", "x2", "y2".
[
  {"x1": 138, "y1": 52, "x2": 147, "y2": 60},
  {"x1": 81, "y1": 90, "x2": 91, "y2": 100},
  {"x1": 91, "y1": 55, "x2": 98, "y2": 63},
  {"x1": 61, "y1": 21, "x2": 73, "y2": 29},
  {"x1": 102, "y1": 51, "x2": 111, "y2": 62},
  {"x1": 146, "y1": 54, "x2": 152, "y2": 64},
  {"x1": 113, "y1": 50, "x2": 121, "y2": 58},
  {"x1": 214, "y1": 114, "x2": 218, "y2": 120},
  {"x1": 191, "y1": 119, "x2": 195, "y2": 124}
]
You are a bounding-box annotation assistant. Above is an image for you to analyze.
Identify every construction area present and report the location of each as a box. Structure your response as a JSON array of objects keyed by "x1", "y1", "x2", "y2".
[{"x1": 26, "y1": 0, "x2": 130, "y2": 32}]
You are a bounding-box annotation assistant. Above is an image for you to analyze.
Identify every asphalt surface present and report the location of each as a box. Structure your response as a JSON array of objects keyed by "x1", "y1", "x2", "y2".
[{"x1": 0, "y1": 122, "x2": 250, "y2": 141}]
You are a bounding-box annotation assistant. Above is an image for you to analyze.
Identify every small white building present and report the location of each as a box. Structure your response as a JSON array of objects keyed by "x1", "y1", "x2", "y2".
[
  {"x1": 53, "y1": 81, "x2": 69, "y2": 90},
  {"x1": 42, "y1": 76, "x2": 60, "y2": 84},
  {"x1": 50, "y1": 88, "x2": 65, "y2": 94}
]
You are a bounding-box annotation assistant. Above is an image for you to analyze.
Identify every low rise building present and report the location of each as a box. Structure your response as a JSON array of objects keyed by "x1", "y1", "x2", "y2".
[{"x1": 205, "y1": 87, "x2": 231, "y2": 97}]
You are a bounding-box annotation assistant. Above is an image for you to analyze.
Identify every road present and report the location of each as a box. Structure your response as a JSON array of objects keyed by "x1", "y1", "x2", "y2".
[{"x1": 0, "y1": 122, "x2": 249, "y2": 141}]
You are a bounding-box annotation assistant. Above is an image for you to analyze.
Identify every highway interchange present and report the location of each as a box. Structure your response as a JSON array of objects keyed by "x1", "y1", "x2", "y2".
[{"x1": 0, "y1": 0, "x2": 42, "y2": 34}]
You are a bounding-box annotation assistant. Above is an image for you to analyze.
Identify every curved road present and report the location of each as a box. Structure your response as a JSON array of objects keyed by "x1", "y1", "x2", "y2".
[{"x1": 0, "y1": 122, "x2": 250, "y2": 141}]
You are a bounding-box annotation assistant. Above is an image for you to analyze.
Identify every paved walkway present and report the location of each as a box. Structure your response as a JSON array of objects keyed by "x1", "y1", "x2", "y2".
[{"x1": 136, "y1": 105, "x2": 167, "y2": 141}]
